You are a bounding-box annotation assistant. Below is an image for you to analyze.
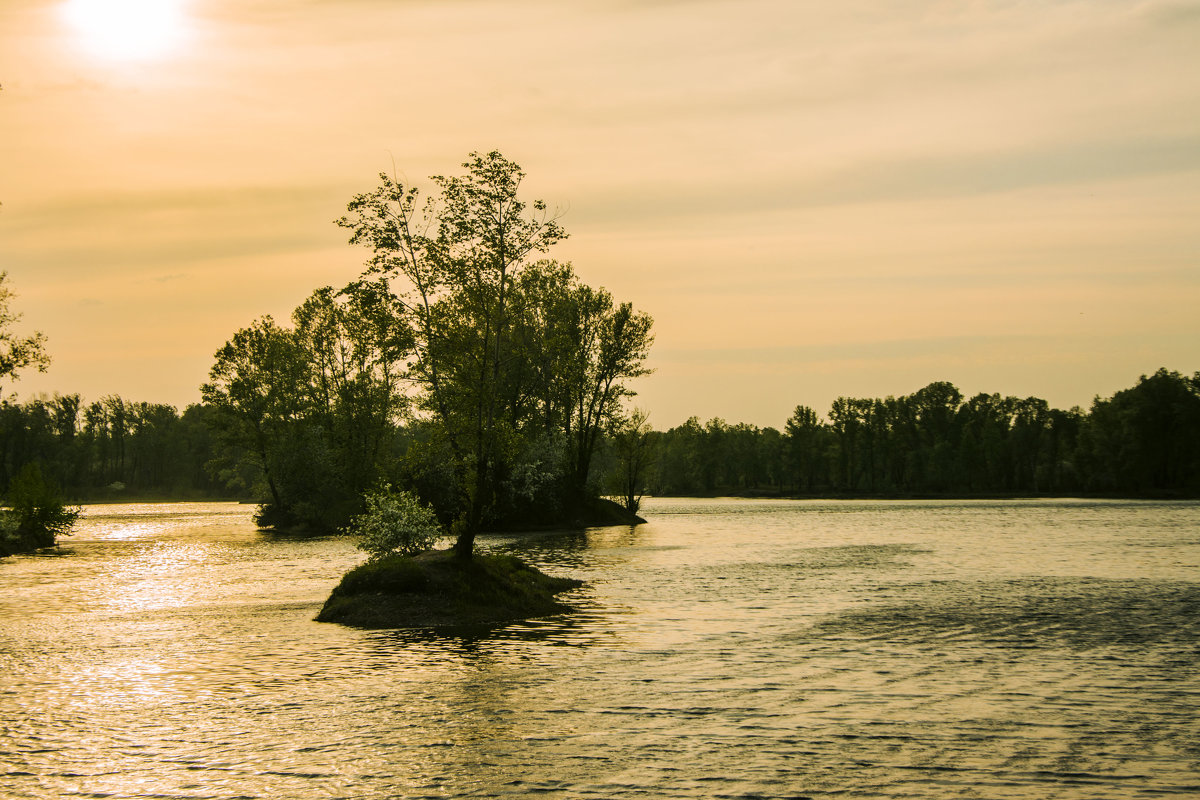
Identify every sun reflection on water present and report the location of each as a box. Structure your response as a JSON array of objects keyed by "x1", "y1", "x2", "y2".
[
  {"x1": 75, "y1": 656, "x2": 193, "y2": 707},
  {"x1": 77, "y1": 502, "x2": 255, "y2": 541},
  {"x1": 100, "y1": 540, "x2": 226, "y2": 612}
]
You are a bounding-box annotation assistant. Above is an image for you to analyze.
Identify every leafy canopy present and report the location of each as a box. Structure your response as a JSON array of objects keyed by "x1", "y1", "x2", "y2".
[{"x1": 349, "y1": 486, "x2": 443, "y2": 561}]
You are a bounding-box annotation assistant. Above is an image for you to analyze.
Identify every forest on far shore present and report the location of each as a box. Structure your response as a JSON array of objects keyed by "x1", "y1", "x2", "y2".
[
  {"x1": 651, "y1": 368, "x2": 1200, "y2": 498},
  {"x1": 1, "y1": 367, "x2": 1197, "y2": 506}
]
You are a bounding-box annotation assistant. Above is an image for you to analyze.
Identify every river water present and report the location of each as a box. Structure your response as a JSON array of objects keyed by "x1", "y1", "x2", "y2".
[{"x1": 2, "y1": 498, "x2": 1199, "y2": 799}]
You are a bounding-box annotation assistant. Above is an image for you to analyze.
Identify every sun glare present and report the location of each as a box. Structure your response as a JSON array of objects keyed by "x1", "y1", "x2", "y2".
[{"x1": 62, "y1": 0, "x2": 187, "y2": 62}]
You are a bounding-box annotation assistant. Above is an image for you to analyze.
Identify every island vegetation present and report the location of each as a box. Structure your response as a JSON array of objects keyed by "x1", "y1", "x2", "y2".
[
  {"x1": 200, "y1": 151, "x2": 655, "y2": 546},
  {"x1": 315, "y1": 485, "x2": 580, "y2": 627},
  {"x1": 0, "y1": 272, "x2": 80, "y2": 556},
  {"x1": 209, "y1": 151, "x2": 652, "y2": 624}
]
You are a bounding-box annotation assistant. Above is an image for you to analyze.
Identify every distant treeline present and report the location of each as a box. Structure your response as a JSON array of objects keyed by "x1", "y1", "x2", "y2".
[
  {"x1": 650, "y1": 368, "x2": 1200, "y2": 498},
  {"x1": 0, "y1": 396, "x2": 227, "y2": 501},
  {"x1": 2, "y1": 367, "x2": 1197, "y2": 504}
]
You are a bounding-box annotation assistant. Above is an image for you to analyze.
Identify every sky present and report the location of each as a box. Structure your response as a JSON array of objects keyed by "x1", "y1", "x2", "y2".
[{"x1": 1, "y1": 0, "x2": 1198, "y2": 428}]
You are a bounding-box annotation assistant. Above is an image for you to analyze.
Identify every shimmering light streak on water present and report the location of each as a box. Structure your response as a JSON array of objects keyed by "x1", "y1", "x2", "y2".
[{"x1": 2, "y1": 498, "x2": 1199, "y2": 798}]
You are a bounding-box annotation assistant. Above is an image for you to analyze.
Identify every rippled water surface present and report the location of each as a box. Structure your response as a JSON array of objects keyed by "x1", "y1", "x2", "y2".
[{"x1": 3, "y1": 498, "x2": 1199, "y2": 798}]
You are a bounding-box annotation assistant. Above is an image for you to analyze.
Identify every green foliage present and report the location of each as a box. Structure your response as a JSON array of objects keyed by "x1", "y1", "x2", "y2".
[
  {"x1": 0, "y1": 394, "x2": 237, "y2": 502},
  {"x1": 338, "y1": 152, "x2": 567, "y2": 553},
  {"x1": 348, "y1": 486, "x2": 443, "y2": 561},
  {"x1": 607, "y1": 407, "x2": 656, "y2": 514},
  {"x1": 199, "y1": 153, "x2": 654, "y2": 543},
  {"x1": 1080, "y1": 368, "x2": 1200, "y2": 493},
  {"x1": 0, "y1": 272, "x2": 50, "y2": 386},
  {"x1": 644, "y1": 370, "x2": 1200, "y2": 498},
  {"x1": 201, "y1": 283, "x2": 410, "y2": 532},
  {"x1": 0, "y1": 512, "x2": 19, "y2": 556},
  {"x1": 337, "y1": 151, "x2": 654, "y2": 553},
  {"x1": 395, "y1": 424, "x2": 464, "y2": 523},
  {"x1": 1, "y1": 462, "x2": 79, "y2": 554},
  {"x1": 785, "y1": 405, "x2": 824, "y2": 492}
]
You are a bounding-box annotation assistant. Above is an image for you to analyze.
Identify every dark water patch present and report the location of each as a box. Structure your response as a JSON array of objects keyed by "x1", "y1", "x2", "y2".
[
  {"x1": 812, "y1": 578, "x2": 1200, "y2": 651},
  {"x1": 782, "y1": 543, "x2": 932, "y2": 571}
]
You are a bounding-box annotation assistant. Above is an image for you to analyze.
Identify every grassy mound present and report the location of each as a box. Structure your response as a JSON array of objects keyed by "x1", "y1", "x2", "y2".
[{"x1": 315, "y1": 549, "x2": 582, "y2": 629}]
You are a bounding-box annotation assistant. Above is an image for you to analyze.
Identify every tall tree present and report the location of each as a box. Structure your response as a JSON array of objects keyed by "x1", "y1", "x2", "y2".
[
  {"x1": 506, "y1": 260, "x2": 653, "y2": 503},
  {"x1": 202, "y1": 282, "x2": 413, "y2": 531},
  {"x1": 338, "y1": 151, "x2": 651, "y2": 556},
  {"x1": 338, "y1": 152, "x2": 566, "y2": 554},
  {"x1": 608, "y1": 407, "x2": 656, "y2": 514},
  {"x1": 1083, "y1": 368, "x2": 1200, "y2": 493},
  {"x1": 201, "y1": 316, "x2": 309, "y2": 523},
  {"x1": 785, "y1": 405, "x2": 825, "y2": 492},
  {"x1": 291, "y1": 281, "x2": 412, "y2": 506}
]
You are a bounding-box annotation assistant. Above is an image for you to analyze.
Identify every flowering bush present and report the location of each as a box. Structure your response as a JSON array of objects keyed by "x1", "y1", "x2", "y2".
[{"x1": 347, "y1": 487, "x2": 442, "y2": 561}]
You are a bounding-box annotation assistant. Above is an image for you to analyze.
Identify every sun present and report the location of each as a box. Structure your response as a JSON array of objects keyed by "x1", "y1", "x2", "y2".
[{"x1": 62, "y1": 0, "x2": 187, "y2": 62}]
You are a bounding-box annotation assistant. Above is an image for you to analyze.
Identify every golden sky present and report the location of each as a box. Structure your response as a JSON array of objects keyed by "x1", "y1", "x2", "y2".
[{"x1": 2, "y1": 0, "x2": 1198, "y2": 427}]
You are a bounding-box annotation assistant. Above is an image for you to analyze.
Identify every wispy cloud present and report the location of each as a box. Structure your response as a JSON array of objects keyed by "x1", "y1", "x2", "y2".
[{"x1": 0, "y1": 184, "x2": 350, "y2": 273}]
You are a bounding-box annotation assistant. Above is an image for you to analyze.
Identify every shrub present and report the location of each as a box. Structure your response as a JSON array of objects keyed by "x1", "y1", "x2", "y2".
[
  {"x1": 0, "y1": 512, "x2": 20, "y2": 557},
  {"x1": 346, "y1": 486, "x2": 442, "y2": 561},
  {"x1": 2, "y1": 463, "x2": 80, "y2": 554}
]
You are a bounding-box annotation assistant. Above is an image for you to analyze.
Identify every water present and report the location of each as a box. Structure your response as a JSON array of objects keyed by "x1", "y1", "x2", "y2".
[{"x1": 2, "y1": 498, "x2": 1199, "y2": 799}]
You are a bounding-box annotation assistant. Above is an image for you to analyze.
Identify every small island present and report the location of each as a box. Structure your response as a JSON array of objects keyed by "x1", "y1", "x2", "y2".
[
  {"x1": 315, "y1": 549, "x2": 583, "y2": 629},
  {"x1": 315, "y1": 491, "x2": 636, "y2": 629}
]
